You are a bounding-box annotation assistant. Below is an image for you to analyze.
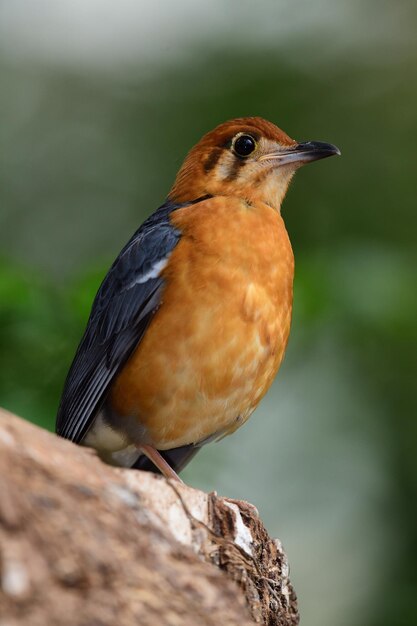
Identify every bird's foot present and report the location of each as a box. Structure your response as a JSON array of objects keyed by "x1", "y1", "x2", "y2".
[{"x1": 138, "y1": 444, "x2": 184, "y2": 483}]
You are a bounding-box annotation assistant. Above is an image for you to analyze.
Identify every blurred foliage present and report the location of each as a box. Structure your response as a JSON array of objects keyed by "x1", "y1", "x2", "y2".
[{"x1": 0, "y1": 2, "x2": 416, "y2": 625}]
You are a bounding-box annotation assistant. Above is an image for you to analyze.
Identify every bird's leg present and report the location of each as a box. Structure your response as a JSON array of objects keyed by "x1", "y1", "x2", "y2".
[{"x1": 138, "y1": 444, "x2": 184, "y2": 483}]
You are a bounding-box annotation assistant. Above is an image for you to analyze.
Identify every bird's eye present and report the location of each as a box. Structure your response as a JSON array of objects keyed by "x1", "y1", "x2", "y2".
[{"x1": 232, "y1": 134, "x2": 257, "y2": 157}]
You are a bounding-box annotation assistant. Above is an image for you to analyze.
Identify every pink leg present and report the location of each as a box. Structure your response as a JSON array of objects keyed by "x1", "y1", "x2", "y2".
[{"x1": 138, "y1": 444, "x2": 184, "y2": 483}]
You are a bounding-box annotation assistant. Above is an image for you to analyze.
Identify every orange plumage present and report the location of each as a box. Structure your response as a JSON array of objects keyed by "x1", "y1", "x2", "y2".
[
  {"x1": 110, "y1": 195, "x2": 293, "y2": 448},
  {"x1": 56, "y1": 116, "x2": 340, "y2": 480}
]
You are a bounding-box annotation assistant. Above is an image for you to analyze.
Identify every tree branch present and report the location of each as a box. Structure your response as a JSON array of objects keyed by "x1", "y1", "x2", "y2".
[{"x1": 0, "y1": 408, "x2": 298, "y2": 625}]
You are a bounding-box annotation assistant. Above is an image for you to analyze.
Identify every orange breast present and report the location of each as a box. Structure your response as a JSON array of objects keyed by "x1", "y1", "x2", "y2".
[{"x1": 109, "y1": 196, "x2": 294, "y2": 449}]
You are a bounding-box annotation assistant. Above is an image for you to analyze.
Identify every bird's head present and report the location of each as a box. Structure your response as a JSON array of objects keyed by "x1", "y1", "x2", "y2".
[{"x1": 169, "y1": 117, "x2": 340, "y2": 211}]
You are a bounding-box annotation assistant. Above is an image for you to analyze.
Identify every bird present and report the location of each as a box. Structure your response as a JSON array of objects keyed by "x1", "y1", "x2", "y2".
[{"x1": 56, "y1": 117, "x2": 340, "y2": 481}]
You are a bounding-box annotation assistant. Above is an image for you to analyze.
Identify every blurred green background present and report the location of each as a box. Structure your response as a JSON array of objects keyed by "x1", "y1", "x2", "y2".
[{"x1": 0, "y1": 1, "x2": 416, "y2": 625}]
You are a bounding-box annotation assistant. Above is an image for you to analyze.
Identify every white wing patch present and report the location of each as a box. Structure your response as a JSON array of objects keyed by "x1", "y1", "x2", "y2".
[{"x1": 132, "y1": 256, "x2": 170, "y2": 286}]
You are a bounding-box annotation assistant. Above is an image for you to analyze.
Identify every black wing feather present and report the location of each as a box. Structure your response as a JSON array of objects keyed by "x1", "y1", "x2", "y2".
[{"x1": 56, "y1": 200, "x2": 182, "y2": 443}]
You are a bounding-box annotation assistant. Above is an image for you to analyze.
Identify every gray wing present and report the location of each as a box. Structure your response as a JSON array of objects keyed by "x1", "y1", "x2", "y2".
[{"x1": 56, "y1": 201, "x2": 181, "y2": 443}]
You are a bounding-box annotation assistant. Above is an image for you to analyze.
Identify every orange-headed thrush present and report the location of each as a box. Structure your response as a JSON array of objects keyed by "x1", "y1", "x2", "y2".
[{"x1": 56, "y1": 117, "x2": 340, "y2": 481}]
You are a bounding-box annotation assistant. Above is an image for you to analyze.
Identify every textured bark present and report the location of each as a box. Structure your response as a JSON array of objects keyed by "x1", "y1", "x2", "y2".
[{"x1": 0, "y1": 409, "x2": 298, "y2": 626}]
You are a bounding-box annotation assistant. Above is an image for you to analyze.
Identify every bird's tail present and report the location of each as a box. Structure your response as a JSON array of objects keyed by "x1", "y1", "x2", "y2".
[{"x1": 131, "y1": 443, "x2": 201, "y2": 475}]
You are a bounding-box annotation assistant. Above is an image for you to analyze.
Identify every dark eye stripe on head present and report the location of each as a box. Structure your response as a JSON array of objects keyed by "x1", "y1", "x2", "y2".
[
  {"x1": 204, "y1": 147, "x2": 223, "y2": 173},
  {"x1": 204, "y1": 129, "x2": 260, "y2": 179},
  {"x1": 225, "y1": 155, "x2": 247, "y2": 181}
]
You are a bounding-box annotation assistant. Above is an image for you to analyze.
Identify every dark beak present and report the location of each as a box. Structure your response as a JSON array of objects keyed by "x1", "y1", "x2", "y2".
[
  {"x1": 293, "y1": 141, "x2": 341, "y2": 163},
  {"x1": 262, "y1": 140, "x2": 341, "y2": 167}
]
